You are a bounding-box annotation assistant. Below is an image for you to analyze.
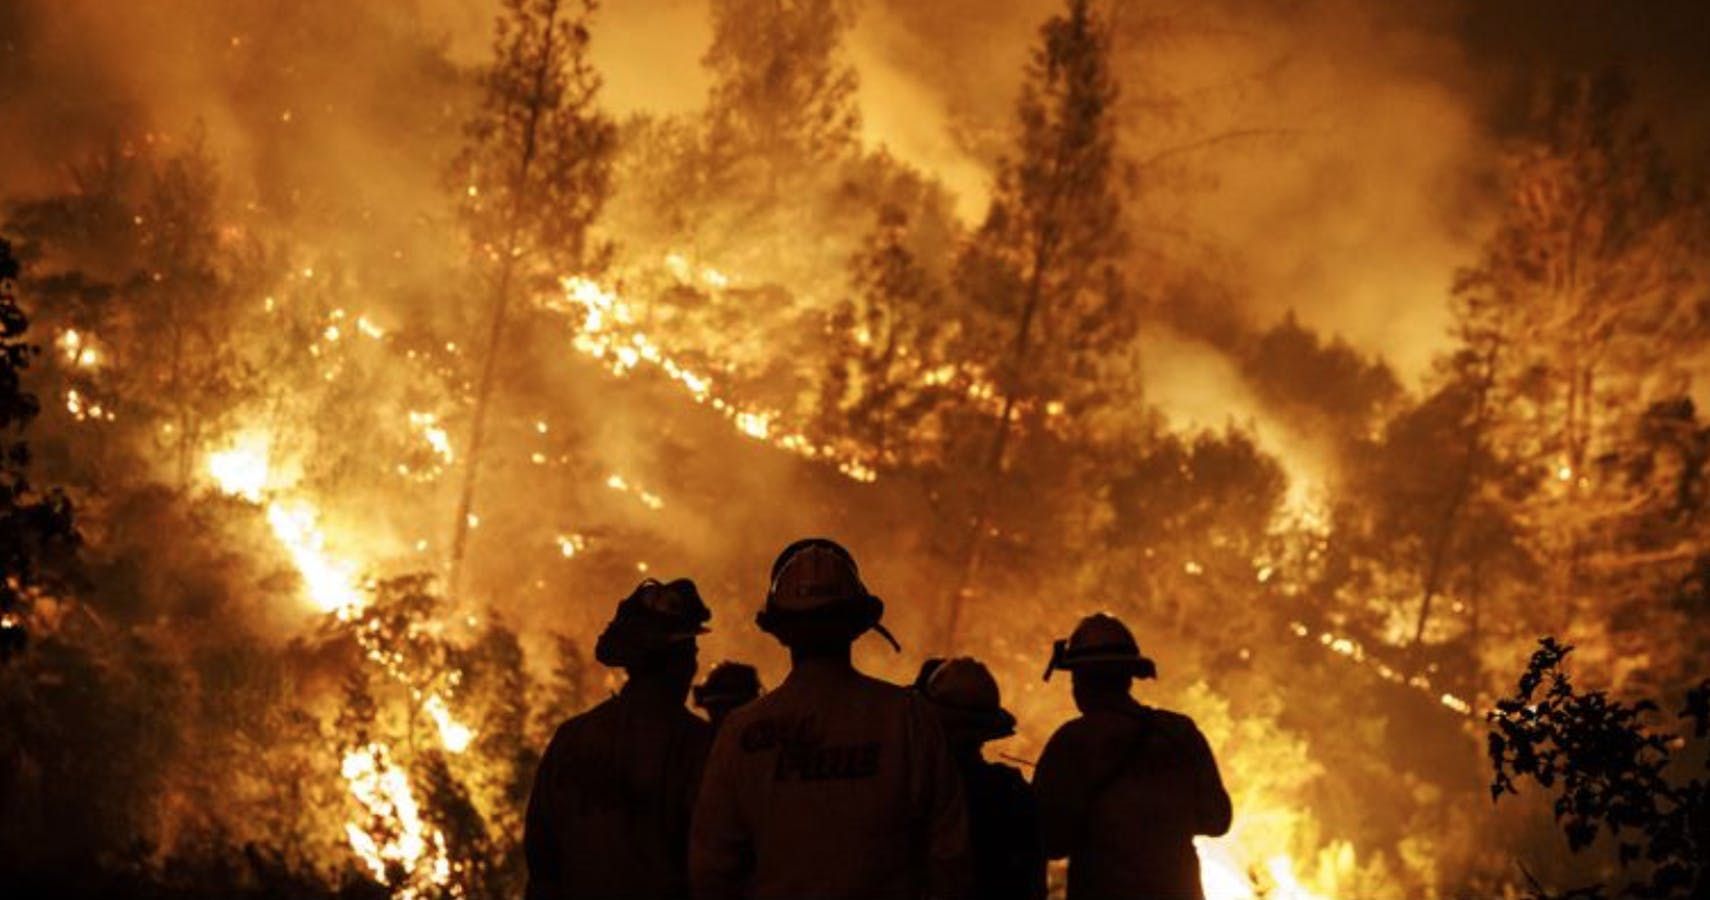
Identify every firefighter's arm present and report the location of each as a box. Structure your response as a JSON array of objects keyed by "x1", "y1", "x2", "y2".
[
  {"x1": 1032, "y1": 726, "x2": 1092, "y2": 860},
  {"x1": 523, "y1": 731, "x2": 565, "y2": 900},
  {"x1": 913, "y1": 698, "x2": 973, "y2": 900},
  {"x1": 688, "y1": 725, "x2": 749, "y2": 900},
  {"x1": 1186, "y1": 725, "x2": 1233, "y2": 836}
]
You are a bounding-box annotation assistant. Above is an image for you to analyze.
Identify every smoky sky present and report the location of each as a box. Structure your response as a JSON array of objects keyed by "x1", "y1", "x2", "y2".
[{"x1": 3, "y1": 0, "x2": 1708, "y2": 382}]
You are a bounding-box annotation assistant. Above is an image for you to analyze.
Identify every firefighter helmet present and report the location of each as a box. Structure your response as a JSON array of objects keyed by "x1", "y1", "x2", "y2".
[
  {"x1": 1043, "y1": 612, "x2": 1158, "y2": 681},
  {"x1": 922, "y1": 657, "x2": 1016, "y2": 742},
  {"x1": 756, "y1": 538, "x2": 899, "y2": 651},
  {"x1": 594, "y1": 578, "x2": 710, "y2": 669},
  {"x1": 693, "y1": 661, "x2": 763, "y2": 712}
]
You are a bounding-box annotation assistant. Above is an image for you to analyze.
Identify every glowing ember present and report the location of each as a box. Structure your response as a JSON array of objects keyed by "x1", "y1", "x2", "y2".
[
  {"x1": 605, "y1": 473, "x2": 665, "y2": 511},
  {"x1": 1287, "y1": 620, "x2": 1475, "y2": 717},
  {"x1": 57, "y1": 328, "x2": 102, "y2": 368},
  {"x1": 555, "y1": 533, "x2": 588, "y2": 558}
]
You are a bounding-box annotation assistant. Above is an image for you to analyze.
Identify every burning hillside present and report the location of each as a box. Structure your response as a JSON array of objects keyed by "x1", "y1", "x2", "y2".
[{"x1": 2, "y1": 0, "x2": 1708, "y2": 898}]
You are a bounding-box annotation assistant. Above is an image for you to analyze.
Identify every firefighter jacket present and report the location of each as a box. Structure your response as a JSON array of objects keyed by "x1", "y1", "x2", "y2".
[
  {"x1": 689, "y1": 661, "x2": 972, "y2": 900},
  {"x1": 957, "y1": 754, "x2": 1047, "y2": 900},
  {"x1": 1034, "y1": 700, "x2": 1232, "y2": 900},
  {"x1": 525, "y1": 681, "x2": 713, "y2": 900}
]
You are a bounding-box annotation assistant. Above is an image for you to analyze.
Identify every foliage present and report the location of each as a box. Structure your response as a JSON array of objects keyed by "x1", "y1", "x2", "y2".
[
  {"x1": 702, "y1": 0, "x2": 860, "y2": 184},
  {"x1": 1489, "y1": 637, "x2": 1708, "y2": 898},
  {"x1": 0, "y1": 237, "x2": 78, "y2": 661},
  {"x1": 815, "y1": 204, "x2": 961, "y2": 468},
  {"x1": 1452, "y1": 73, "x2": 1710, "y2": 636},
  {"x1": 935, "y1": 0, "x2": 1134, "y2": 645},
  {"x1": 448, "y1": 0, "x2": 619, "y2": 580},
  {"x1": 452, "y1": 0, "x2": 616, "y2": 285}
]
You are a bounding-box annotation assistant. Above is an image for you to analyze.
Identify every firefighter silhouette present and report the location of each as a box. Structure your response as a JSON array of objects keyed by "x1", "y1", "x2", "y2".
[
  {"x1": 1034, "y1": 613, "x2": 1232, "y2": 900},
  {"x1": 525, "y1": 578, "x2": 713, "y2": 900},
  {"x1": 694, "y1": 661, "x2": 763, "y2": 732},
  {"x1": 690, "y1": 538, "x2": 971, "y2": 900},
  {"x1": 919, "y1": 657, "x2": 1047, "y2": 900}
]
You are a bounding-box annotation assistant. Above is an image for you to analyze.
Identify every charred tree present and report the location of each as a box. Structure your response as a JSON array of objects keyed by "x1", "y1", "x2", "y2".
[{"x1": 448, "y1": 0, "x2": 616, "y2": 592}]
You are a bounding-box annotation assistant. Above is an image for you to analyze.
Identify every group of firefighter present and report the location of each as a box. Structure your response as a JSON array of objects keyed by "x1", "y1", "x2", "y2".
[{"x1": 524, "y1": 538, "x2": 1233, "y2": 900}]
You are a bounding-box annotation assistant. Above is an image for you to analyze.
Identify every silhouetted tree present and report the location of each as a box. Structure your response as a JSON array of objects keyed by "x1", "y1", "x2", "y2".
[
  {"x1": 448, "y1": 0, "x2": 617, "y2": 590},
  {"x1": 1489, "y1": 638, "x2": 1708, "y2": 898},
  {"x1": 942, "y1": 0, "x2": 1131, "y2": 646}
]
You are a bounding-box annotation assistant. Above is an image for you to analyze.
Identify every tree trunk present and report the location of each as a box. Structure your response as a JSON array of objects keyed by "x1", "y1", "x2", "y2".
[
  {"x1": 940, "y1": 228, "x2": 1058, "y2": 649},
  {"x1": 447, "y1": 2, "x2": 559, "y2": 595},
  {"x1": 1413, "y1": 348, "x2": 1496, "y2": 646}
]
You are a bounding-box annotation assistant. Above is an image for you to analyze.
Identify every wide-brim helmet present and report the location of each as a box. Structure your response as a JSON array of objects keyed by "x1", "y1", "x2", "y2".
[
  {"x1": 921, "y1": 656, "x2": 1017, "y2": 743},
  {"x1": 693, "y1": 661, "x2": 763, "y2": 711},
  {"x1": 595, "y1": 577, "x2": 711, "y2": 669},
  {"x1": 756, "y1": 538, "x2": 899, "y2": 651},
  {"x1": 1043, "y1": 612, "x2": 1157, "y2": 681}
]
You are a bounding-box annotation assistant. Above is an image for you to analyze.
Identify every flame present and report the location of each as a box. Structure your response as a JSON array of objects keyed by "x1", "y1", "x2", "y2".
[
  {"x1": 340, "y1": 743, "x2": 455, "y2": 898},
  {"x1": 424, "y1": 694, "x2": 476, "y2": 753},
  {"x1": 556, "y1": 533, "x2": 588, "y2": 558},
  {"x1": 408, "y1": 410, "x2": 455, "y2": 464},
  {"x1": 208, "y1": 433, "x2": 272, "y2": 502},
  {"x1": 1195, "y1": 838, "x2": 1341, "y2": 899},
  {"x1": 204, "y1": 432, "x2": 474, "y2": 891},
  {"x1": 550, "y1": 276, "x2": 878, "y2": 482},
  {"x1": 265, "y1": 500, "x2": 365, "y2": 618}
]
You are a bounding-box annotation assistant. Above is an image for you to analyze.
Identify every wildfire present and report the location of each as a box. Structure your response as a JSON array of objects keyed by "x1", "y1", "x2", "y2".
[
  {"x1": 549, "y1": 275, "x2": 879, "y2": 482},
  {"x1": 1287, "y1": 621, "x2": 1475, "y2": 717},
  {"x1": 341, "y1": 743, "x2": 456, "y2": 898},
  {"x1": 203, "y1": 431, "x2": 478, "y2": 891}
]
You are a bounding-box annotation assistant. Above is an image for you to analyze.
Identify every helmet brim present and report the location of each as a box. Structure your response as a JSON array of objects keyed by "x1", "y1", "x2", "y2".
[
  {"x1": 1056, "y1": 654, "x2": 1158, "y2": 680},
  {"x1": 932, "y1": 703, "x2": 1018, "y2": 743}
]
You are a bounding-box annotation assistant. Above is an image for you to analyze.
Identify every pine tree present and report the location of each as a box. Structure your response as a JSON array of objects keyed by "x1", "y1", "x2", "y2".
[
  {"x1": 818, "y1": 205, "x2": 957, "y2": 469},
  {"x1": 702, "y1": 0, "x2": 860, "y2": 185},
  {"x1": 941, "y1": 0, "x2": 1132, "y2": 646},
  {"x1": 448, "y1": 0, "x2": 617, "y2": 591}
]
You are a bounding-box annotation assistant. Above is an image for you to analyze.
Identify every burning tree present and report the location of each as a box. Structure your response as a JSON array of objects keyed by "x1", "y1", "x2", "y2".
[
  {"x1": 1452, "y1": 73, "x2": 1710, "y2": 645},
  {"x1": 448, "y1": 0, "x2": 617, "y2": 591}
]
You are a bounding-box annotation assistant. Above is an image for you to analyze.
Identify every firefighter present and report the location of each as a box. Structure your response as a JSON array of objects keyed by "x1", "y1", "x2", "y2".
[
  {"x1": 690, "y1": 538, "x2": 971, "y2": 900},
  {"x1": 694, "y1": 661, "x2": 764, "y2": 732},
  {"x1": 918, "y1": 657, "x2": 1046, "y2": 900},
  {"x1": 525, "y1": 578, "x2": 714, "y2": 900},
  {"x1": 1033, "y1": 613, "x2": 1232, "y2": 900}
]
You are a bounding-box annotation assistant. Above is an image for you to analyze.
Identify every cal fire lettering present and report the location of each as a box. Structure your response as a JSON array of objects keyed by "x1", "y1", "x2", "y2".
[{"x1": 739, "y1": 715, "x2": 882, "y2": 782}]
